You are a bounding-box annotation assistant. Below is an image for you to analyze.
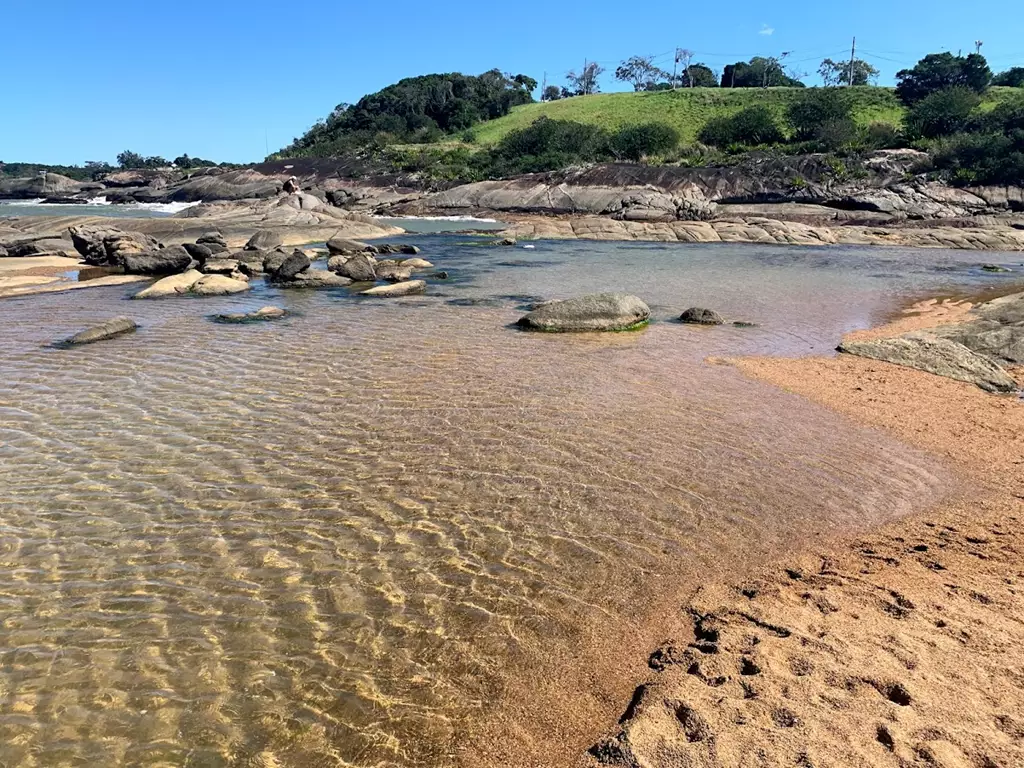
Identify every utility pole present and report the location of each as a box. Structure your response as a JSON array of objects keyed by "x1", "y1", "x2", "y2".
[
  {"x1": 848, "y1": 36, "x2": 857, "y2": 86},
  {"x1": 583, "y1": 59, "x2": 588, "y2": 95},
  {"x1": 672, "y1": 50, "x2": 679, "y2": 90}
]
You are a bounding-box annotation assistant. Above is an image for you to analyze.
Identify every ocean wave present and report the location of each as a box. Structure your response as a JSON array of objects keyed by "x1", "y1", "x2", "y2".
[{"x1": 0, "y1": 198, "x2": 202, "y2": 215}]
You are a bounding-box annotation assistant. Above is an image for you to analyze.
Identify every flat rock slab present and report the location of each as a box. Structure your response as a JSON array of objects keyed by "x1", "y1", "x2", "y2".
[
  {"x1": 360, "y1": 280, "x2": 426, "y2": 297},
  {"x1": 60, "y1": 317, "x2": 138, "y2": 346},
  {"x1": 133, "y1": 270, "x2": 249, "y2": 298},
  {"x1": 838, "y1": 333, "x2": 1017, "y2": 393},
  {"x1": 276, "y1": 271, "x2": 353, "y2": 289},
  {"x1": 517, "y1": 293, "x2": 651, "y2": 332}
]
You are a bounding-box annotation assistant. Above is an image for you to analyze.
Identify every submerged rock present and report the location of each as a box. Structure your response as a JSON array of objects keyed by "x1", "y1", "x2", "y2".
[
  {"x1": 213, "y1": 306, "x2": 287, "y2": 323},
  {"x1": 516, "y1": 293, "x2": 651, "y2": 332},
  {"x1": 679, "y1": 307, "x2": 725, "y2": 325},
  {"x1": 360, "y1": 280, "x2": 426, "y2": 297},
  {"x1": 400, "y1": 257, "x2": 434, "y2": 270},
  {"x1": 375, "y1": 263, "x2": 413, "y2": 282},
  {"x1": 61, "y1": 316, "x2": 138, "y2": 346},
  {"x1": 281, "y1": 270, "x2": 353, "y2": 288},
  {"x1": 838, "y1": 333, "x2": 1017, "y2": 393}
]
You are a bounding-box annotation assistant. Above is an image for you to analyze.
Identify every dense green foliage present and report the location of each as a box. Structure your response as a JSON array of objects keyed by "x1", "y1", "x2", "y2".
[
  {"x1": 609, "y1": 123, "x2": 680, "y2": 160},
  {"x1": 786, "y1": 88, "x2": 854, "y2": 141},
  {"x1": 904, "y1": 88, "x2": 981, "y2": 139},
  {"x1": 929, "y1": 101, "x2": 1024, "y2": 184},
  {"x1": 698, "y1": 106, "x2": 785, "y2": 147},
  {"x1": 895, "y1": 53, "x2": 991, "y2": 104},
  {"x1": 278, "y1": 70, "x2": 536, "y2": 158},
  {"x1": 994, "y1": 68, "x2": 1024, "y2": 88},
  {"x1": 721, "y1": 57, "x2": 804, "y2": 88},
  {"x1": 0, "y1": 161, "x2": 110, "y2": 182}
]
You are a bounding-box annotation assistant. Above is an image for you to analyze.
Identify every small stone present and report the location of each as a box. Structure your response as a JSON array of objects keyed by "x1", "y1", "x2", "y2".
[{"x1": 680, "y1": 307, "x2": 725, "y2": 325}]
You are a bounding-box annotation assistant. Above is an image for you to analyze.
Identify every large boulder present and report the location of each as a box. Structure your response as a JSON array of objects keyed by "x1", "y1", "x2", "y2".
[
  {"x1": 517, "y1": 293, "x2": 651, "y2": 332},
  {"x1": 196, "y1": 231, "x2": 227, "y2": 247},
  {"x1": 182, "y1": 242, "x2": 214, "y2": 263},
  {"x1": 326, "y1": 237, "x2": 376, "y2": 255},
  {"x1": 133, "y1": 270, "x2": 204, "y2": 298},
  {"x1": 191, "y1": 274, "x2": 250, "y2": 296},
  {"x1": 273, "y1": 251, "x2": 311, "y2": 281},
  {"x1": 376, "y1": 243, "x2": 420, "y2": 255},
  {"x1": 261, "y1": 249, "x2": 291, "y2": 275},
  {"x1": 838, "y1": 333, "x2": 1017, "y2": 393},
  {"x1": 122, "y1": 244, "x2": 193, "y2": 275},
  {"x1": 329, "y1": 253, "x2": 377, "y2": 282},
  {"x1": 244, "y1": 230, "x2": 283, "y2": 251},
  {"x1": 69, "y1": 225, "x2": 161, "y2": 267},
  {"x1": 60, "y1": 317, "x2": 138, "y2": 346},
  {"x1": 360, "y1": 280, "x2": 426, "y2": 297}
]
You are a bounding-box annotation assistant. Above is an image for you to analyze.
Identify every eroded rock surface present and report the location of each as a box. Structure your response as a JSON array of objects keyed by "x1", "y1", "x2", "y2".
[{"x1": 517, "y1": 293, "x2": 651, "y2": 332}]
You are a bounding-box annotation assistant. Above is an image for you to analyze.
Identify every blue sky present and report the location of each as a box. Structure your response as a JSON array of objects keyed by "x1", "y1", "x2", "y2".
[{"x1": 3, "y1": 0, "x2": 1023, "y2": 165}]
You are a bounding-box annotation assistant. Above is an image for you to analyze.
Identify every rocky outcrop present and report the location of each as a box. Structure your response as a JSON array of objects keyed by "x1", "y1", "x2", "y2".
[
  {"x1": 60, "y1": 317, "x2": 138, "y2": 346},
  {"x1": 0, "y1": 173, "x2": 90, "y2": 200},
  {"x1": 5, "y1": 237, "x2": 77, "y2": 258},
  {"x1": 499, "y1": 216, "x2": 1024, "y2": 251},
  {"x1": 838, "y1": 334, "x2": 1017, "y2": 393},
  {"x1": 932, "y1": 292, "x2": 1024, "y2": 365},
  {"x1": 245, "y1": 230, "x2": 284, "y2": 251},
  {"x1": 517, "y1": 293, "x2": 651, "y2": 332}
]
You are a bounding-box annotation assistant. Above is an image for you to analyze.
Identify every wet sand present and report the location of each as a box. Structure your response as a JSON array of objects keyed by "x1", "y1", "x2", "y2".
[{"x1": 585, "y1": 305, "x2": 1024, "y2": 767}]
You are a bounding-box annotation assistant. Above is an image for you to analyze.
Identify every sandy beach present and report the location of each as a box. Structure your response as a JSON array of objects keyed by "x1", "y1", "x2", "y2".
[{"x1": 585, "y1": 300, "x2": 1024, "y2": 768}]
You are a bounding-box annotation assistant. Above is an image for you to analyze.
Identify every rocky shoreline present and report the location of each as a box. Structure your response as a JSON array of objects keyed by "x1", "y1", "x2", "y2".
[{"x1": 5, "y1": 151, "x2": 1024, "y2": 258}]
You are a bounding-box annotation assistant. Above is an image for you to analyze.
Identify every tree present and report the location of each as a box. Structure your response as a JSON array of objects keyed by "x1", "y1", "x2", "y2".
[
  {"x1": 610, "y1": 123, "x2": 680, "y2": 160},
  {"x1": 116, "y1": 150, "x2": 145, "y2": 169},
  {"x1": 566, "y1": 62, "x2": 605, "y2": 96},
  {"x1": 721, "y1": 57, "x2": 804, "y2": 88},
  {"x1": 994, "y1": 67, "x2": 1024, "y2": 87},
  {"x1": 541, "y1": 85, "x2": 562, "y2": 101},
  {"x1": 698, "y1": 106, "x2": 785, "y2": 147},
  {"x1": 895, "y1": 53, "x2": 991, "y2": 105},
  {"x1": 818, "y1": 57, "x2": 880, "y2": 86},
  {"x1": 615, "y1": 55, "x2": 665, "y2": 92},
  {"x1": 680, "y1": 63, "x2": 718, "y2": 88},
  {"x1": 174, "y1": 154, "x2": 193, "y2": 169},
  {"x1": 905, "y1": 87, "x2": 982, "y2": 139}
]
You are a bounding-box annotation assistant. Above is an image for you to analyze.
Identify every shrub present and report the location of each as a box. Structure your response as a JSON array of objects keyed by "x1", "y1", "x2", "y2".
[
  {"x1": 929, "y1": 132, "x2": 1024, "y2": 185},
  {"x1": 905, "y1": 87, "x2": 981, "y2": 139},
  {"x1": 861, "y1": 122, "x2": 903, "y2": 150},
  {"x1": 993, "y1": 67, "x2": 1024, "y2": 88},
  {"x1": 487, "y1": 117, "x2": 611, "y2": 174},
  {"x1": 697, "y1": 106, "x2": 785, "y2": 148},
  {"x1": 610, "y1": 123, "x2": 680, "y2": 160},
  {"x1": 786, "y1": 88, "x2": 853, "y2": 141}
]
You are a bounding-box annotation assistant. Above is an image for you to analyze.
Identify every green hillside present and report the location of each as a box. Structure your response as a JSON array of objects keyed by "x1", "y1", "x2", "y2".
[{"x1": 469, "y1": 86, "x2": 1021, "y2": 146}]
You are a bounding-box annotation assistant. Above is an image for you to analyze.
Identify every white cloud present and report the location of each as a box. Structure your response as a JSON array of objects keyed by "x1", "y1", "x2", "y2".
[{"x1": 759, "y1": 24, "x2": 775, "y2": 36}]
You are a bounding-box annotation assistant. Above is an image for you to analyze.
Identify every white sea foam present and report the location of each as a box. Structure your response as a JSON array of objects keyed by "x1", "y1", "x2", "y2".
[{"x1": 0, "y1": 198, "x2": 201, "y2": 215}]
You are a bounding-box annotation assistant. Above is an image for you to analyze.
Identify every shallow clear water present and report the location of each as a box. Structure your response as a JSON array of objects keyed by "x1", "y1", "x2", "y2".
[{"x1": 0, "y1": 237, "x2": 1020, "y2": 767}]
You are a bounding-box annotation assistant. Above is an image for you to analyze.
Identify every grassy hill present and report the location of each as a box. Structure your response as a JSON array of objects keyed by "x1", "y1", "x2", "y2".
[{"x1": 469, "y1": 86, "x2": 1022, "y2": 146}]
